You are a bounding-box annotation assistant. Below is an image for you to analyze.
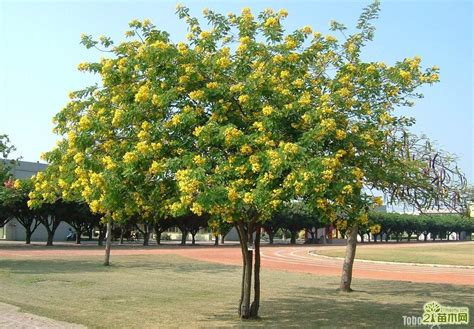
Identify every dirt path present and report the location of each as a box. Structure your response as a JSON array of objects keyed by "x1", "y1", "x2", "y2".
[
  {"x1": 1, "y1": 243, "x2": 472, "y2": 286},
  {"x1": 0, "y1": 302, "x2": 85, "y2": 329}
]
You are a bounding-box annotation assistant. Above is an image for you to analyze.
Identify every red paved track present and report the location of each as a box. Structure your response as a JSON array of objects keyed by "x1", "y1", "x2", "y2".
[{"x1": 0, "y1": 244, "x2": 472, "y2": 286}]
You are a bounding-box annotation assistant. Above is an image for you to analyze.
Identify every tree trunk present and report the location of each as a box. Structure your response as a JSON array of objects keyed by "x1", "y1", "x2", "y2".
[
  {"x1": 290, "y1": 231, "x2": 297, "y2": 244},
  {"x1": 143, "y1": 231, "x2": 150, "y2": 246},
  {"x1": 214, "y1": 234, "x2": 219, "y2": 246},
  {"x1": 340, "y1": 222, "x2": 358, "y2": 292},
  {"x1": 46, "y1": 230, "x2": 54, "y2": 246},
  {"x1": 75, "y1": 229, "x2": 82, "y2": 244},
  {"x1": 236, "y1": 221, "x2": 260, "y2": 319},
  {"x1": 221, "y1": 234, "x2": 225, "y2": 244},
  {"x1": 120, "y1": 227, "x2": 124, "y2": 245},
  {"x1": 104, "y1": 219, "x2": 112, "y2": 266},
  {"x1": 25, "y1": 230, "x2": 32, "y2": 244},
  {"x1": 155, "y1": 231, "x2": 162, "y2": 245},
  {"x1": 191, "y1": 232, "x2": 196, "y2": 245},
  {"x1": 250, "y1": 227, "x2": 261, "y2": 318},
  {"x1": 268, "y1": 232, "x2": 274, "y2": 244},
  {"x1": 180, "y1": 229, "x2": 188, "y2": 245}
]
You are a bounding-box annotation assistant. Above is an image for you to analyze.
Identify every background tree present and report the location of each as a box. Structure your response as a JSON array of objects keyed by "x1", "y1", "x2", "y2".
[
  {"x1": 0, "y1": 179, "x2": 42, "y2": 242},
  {"x1": 0, "y1": 134, "x2": 16, "y2": 184}
]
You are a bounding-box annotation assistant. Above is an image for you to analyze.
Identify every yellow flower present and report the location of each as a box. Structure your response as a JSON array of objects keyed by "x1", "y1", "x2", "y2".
[
  {"x1": 193, "y1": 155, "x2": 206, "y2": 165},
  {"x1": 264, "y1": 17, "x2": 278, "y2": 28},
  {"x1": 189, "y1": 90, "x2": 205, "y2": 101},
  {"x1": 78, "y1": 116, "x2": 91, "y2": 131},
  {"x1": 13, "y1": 179, "x2": 21, "y2": 189},
  {"x1": 123, "y1": 152, "x2": 138, "y2": 164},
  {"x1": 252, "y1": 121, "x2": 265, "y2": 132},
  {"x1": 240, "y1": 144, "x2": 252, "y2": 155},
  {"x1": 102, "y1": 156, "x2": 116, "y2": 170},
  {"x1": 302, "y1": 26, "x2": 312, "y2": 34},
  {"x1": 193, "y1": 126, "x2": 204, "y2": 137},
  {"x1": 224, "y1": 127, "x2": 242, "y2": 145},
  {"x1": 249, "y1": 155, "x2": 261, "y2": 172},
  {"x1": 238, "y1": 94, "x2": 250, "y2": 104},
  {"x1": 283, "y1": 142, "x2": 298, "y2": 155},
  {"x1": 73, "y1": 152, "x2": 84, "y2": 164},
  {"x1": 292, "y1": 78, "x2": 304, "y2": 88},
  {"x1": 243, "y1": 192, "x2": 253, "y2": 204},
  {"x1": 206, "y1": 82, "x2": 218, "y2": 89},
  {"x1": 335, "y1": 129, "x2": 347, "y2": 140},
  {"x1": 280, "y1": 70, "x2": 290, "y2": 79},
  {"x1": 321, "y1": 118, "x2": 336, "y2": 131},
  {"x1": 136, "y1": 141, "x2": 150, "y2": 154},
  {"x1": 191, "y1": 202, "x2": 204, "y2": 216},
  {"x1": 229, "y1": 83, "x2": 244, "y2": 93},
  {"x1": 374, "y1": 196, "x2": 383, "y2": 206},
  {"x1": 342, "y1": 185, "x2": 353, "y2": 195},
  {"x1": 135, "y1": 84, "x2": 150, "y2": 103},
  {"x1": 227, "y1": 187, "x2": 239, "y2": 202},
  {"x1": 298, "y1": 92, "x2": 311, "y2": 105},
  {"x1": 262, "y1": 105, "x2": 274, "y2": 116},
  {"x1": 279, "y1": 9, "x2": 288, "y2": 18},
  {"x1": 199, "y1": 31, "x2": 211, "y2": 39},
  {"x1": 325, "y1": 35, "x2": 337, "y2": 43}
]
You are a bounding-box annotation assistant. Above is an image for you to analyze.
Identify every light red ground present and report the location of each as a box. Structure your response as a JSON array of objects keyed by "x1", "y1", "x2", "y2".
[{"x1": 0, "y1": 242, "x2": 472, "y2": 286}]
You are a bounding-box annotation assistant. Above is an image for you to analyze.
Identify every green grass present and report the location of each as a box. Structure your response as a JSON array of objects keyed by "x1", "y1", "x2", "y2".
[
  {"x1": 315, "y1": 243, "x2": 474, "y2": 266},
  {"x1": 0, "y1": 254, "x2": 472, "y2": 328}
]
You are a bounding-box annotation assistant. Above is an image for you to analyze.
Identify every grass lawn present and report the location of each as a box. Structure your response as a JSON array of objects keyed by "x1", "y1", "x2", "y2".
[
  {"x1": 0, "y1": 254, "x2": 472, "y2": 328},
  {"x1": 315, "y1": 243, "x2": 474, "y2": 266}
]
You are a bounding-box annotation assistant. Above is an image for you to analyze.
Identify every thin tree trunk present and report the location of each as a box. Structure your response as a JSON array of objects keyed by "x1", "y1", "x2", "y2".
[
  {"x1": 25, "y1": 230, "x2": 32, "y2": 244},
  {"x1": 340, "y1": 222, "x2": 358, "y2": 292},
  {"x1": 120, "y1": 227, "x2": 124, "y2": 245},
  {"x1": 214, "y1": 234, "x2": 219, "y2": 246},
  {"x1": 75, "y1": 229, "x2": 82, "y2": 244},
  {"x1": 155, "y1": 231, "x2": 162, "y2": 245},
  {"x1": 46, "y1": 230, "x2": 54, "y2": 246},
  {"x1": 237, "y1": 222, "x2": 254, "y2": 319},
  {"x1": 221, "y1": 234, "x2": 225, "y2": 244},
  {"x1": 191, "y1": 232, "x2": 196, "y2": 245},
  {"x1": 104, "y1": 219, "x2": 112, "y2": 266},
  {"x1": 250, "y1": 227, "x2": 261, "y2": 318},
  {"x1": 290, "y1": 231, "x2": 297, "y2": 244},
  {"x1": 269, "y1": 232, "x2": 274, "y2": 244}
]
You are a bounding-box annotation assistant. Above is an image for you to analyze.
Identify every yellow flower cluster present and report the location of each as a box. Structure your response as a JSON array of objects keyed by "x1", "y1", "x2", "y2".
[
  {"x1": 102, "y1": 156, "x2": 116, "y2": 170},
  {"x1": 262, "y1": 105, "x2": 274, "y2": 116},
  {"x1": 249, "y1": 155, "x2": 261, "y2": 172},
  {"x1": 123, "y1": 152, "x2": 138, "y2": 163},
  {"x1": 78, "y1": 116, "x2": 92, "y2": 130},
  {"x1": 206, "y1": 82, "x2": 218, "y2": 89},
  {"x1": 373, "y1": 196, "x2": 383, "y2": 206},
  {"x1": 227, "y1": 187, "x2": 239, "y2": 202},
  {"x1": 135, "y1": 84, "x2": 150, "y2": 103},
  {"x1": 189, "y1": 90, "x2": 205, "y2": 101},
  {"x1": 298, "y1": 92, "x2": 311, "y2": 105},
  {"x1": 335, "y1": 129, "x2": 347, "y2": 140},
  {"x1": 341, "y1": 185, "x2": 353, "y2": 195},
  {"x1": 320, "y1": 118, "x2": 336, "y2": 131},
  {"x1": 282, "y1": 142, "x2": 298, "y2": 155},
  {"x1": 224, "y1": 127, "x2": 242, "y2": 145},
  {"x1": 240, "y1": 144, "x2": 252, "y2": 155}
]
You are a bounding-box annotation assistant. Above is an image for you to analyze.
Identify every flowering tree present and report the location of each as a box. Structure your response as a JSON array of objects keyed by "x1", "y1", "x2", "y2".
[{"x1": 30, "y1": 1, "x2": 441, "y2": 319}]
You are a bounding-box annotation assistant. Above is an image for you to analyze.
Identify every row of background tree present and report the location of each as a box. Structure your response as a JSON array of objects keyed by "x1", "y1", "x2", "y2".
[{"x1": 2, "y1": 178, "x2": 472, "y2": 246}]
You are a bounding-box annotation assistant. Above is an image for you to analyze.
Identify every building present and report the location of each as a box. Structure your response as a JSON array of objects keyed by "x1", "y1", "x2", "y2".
[{"x1": 0, "y1": 160, "x2": 74, "y2": 242}]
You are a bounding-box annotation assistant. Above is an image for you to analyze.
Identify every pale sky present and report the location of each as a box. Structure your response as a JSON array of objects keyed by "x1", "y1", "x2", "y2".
[{"x1": 0, "y1": 0, "x2": 472, "y2": 182}]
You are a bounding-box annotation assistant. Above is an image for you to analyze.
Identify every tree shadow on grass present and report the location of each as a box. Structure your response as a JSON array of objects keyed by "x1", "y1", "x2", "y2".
[
  {"x1": 0, "y1": 254, "x2": 237, "y2": 275},
  {"x1": 202, "y1": 280, "x2": 474, "y2": 328}
]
